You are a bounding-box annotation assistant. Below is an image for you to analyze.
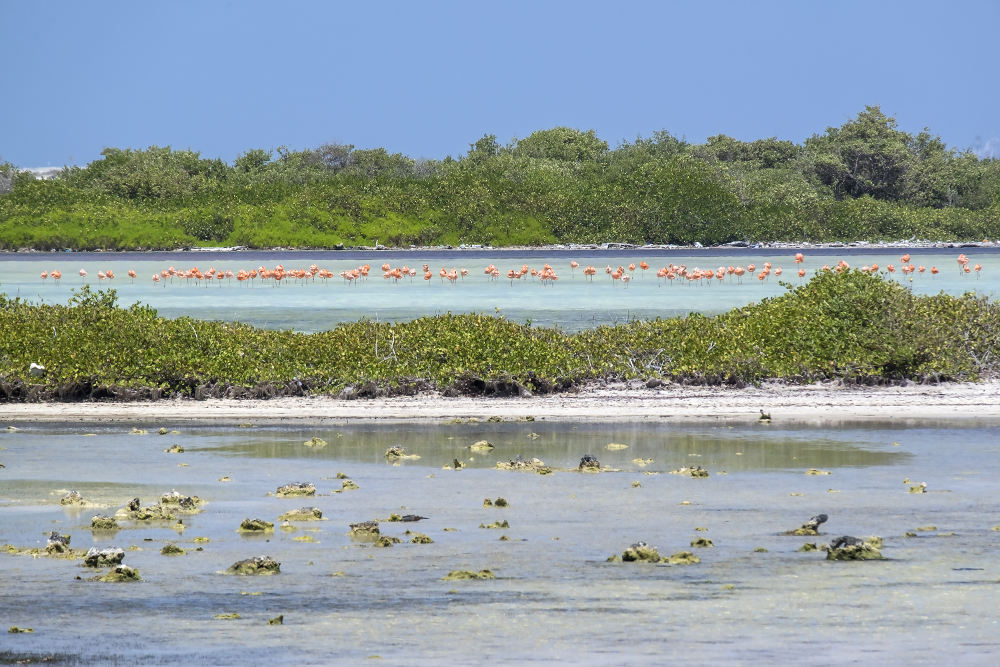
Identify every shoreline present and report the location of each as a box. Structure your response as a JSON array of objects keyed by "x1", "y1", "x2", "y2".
[
  {"x1": 2, "y1": 240, "x2": 997, "y2": 256},
  {"x1": 4, "y1": 381, "x2": 999, "y2": 426}
]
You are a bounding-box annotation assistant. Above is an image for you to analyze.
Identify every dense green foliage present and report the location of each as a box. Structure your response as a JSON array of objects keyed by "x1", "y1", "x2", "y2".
[
  {"x1": 2, "y1": 107, "x2": 998, "y2": 250},
  {"x1": 2, "y1": 271, "x2": 997, "y2": 401}
]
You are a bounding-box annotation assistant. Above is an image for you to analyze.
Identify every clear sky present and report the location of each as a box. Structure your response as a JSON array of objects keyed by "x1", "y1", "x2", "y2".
[{"x1": 3, "y1": 0, "x2": 998, "y2": 169}]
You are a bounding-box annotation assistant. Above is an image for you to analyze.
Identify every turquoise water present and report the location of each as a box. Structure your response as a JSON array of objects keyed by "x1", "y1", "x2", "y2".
[
  {"x1": 2, "y1": 248, "x2": 998, "y2": 331},
  {"x1": 2, "y1": 420, "x2": 998, "y2": 664}
]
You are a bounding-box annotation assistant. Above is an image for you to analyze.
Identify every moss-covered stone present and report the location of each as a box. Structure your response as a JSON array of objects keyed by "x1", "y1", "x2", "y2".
[
  {"x1": 385, "y1": 446, "x2": 420, "y2": 460},
  {"x1": 605, "y1": 443, "x2": 629, "y2": 451},
  {"x1": 304, "y1": 437, "x2": 327, "y2": 447},
  {"x1": 279, "y1": 507, "x2": 323, "y2": 521},
  {"x1": 95, "y1": 565, "x2": 141, "y2": 582},
  {"x1": 60, "y1": 490, "x2": 84, "y2": 505},
  {"x1": 825, "y1": 536, "x2": 885, "y2": 561},
  {"x1": 275, "y1": 482, "x2": 315, "y2": 497},
  {"x1": 442, "y1": 569, "x2": 495, "y2": 580},
  {"x1": 798, "y1": 542, "x2": 819, "y2": 552},
  {"x1": 374, "y1": 536, "x2": 401, "y2": 548},
  {"x1": 621, "y1": 543, "x2": 661, "y2": 562},
  {"x1": 479, "y1": 520, "x2": 509, "y2": 529},
  {"x1": 8, "y1": 626, "x2": 34, "y2": 633},
  {"x1": 690, "y1": 538, "x2": 714, "y2": 548},
  {"x1": 90, "y1": 515, "x2": 119, "y2": 530},
  {"x1": 666, "y1": 551, "x2": 701, "y2": 565},
  {"x1": 84, "y1": 547, "x2": 125, "y2": 567},
  {"x1": 160, "y1": 544, "x2": 186, "y2": 556},
  {"x1": 339, "y1": 479, "x2": 359, "y2": 491},
  {"x1": 238, "y1": 518, "x2": 274, "y2": 533},
  {"x1": 164, "y1": 444, "x2": 184, "y2": 453},
  {"x1": 754, "y1": 547, "x2": 769, "y2": 553},
  {"x1": 469, "y1": 440, "x2": 495, "y2": 452},
  {"x1": 214, "y1": 613, "x2": 241, "y2": 620},
  {"x1": 349, "y1": 521, "x2": 380, "y2": 538},
  {"x1": 496, "y1": 457, "x2": 552, "y2": 474},
  {"x1": 159, "y1": 490, "x2": 204, "y2": 512},
  {"x1": 670, "y1": 466, "x2": 709, "y2": 478},
  {"x1": 408, "y1": 532, "x2": 433, "y2": 544},
  {"x1": 227, "y1": 555, "x2": 280, "y2": 575},
  {"x1": 268, "y1": 615, "x2": 284, "y2": 625}
]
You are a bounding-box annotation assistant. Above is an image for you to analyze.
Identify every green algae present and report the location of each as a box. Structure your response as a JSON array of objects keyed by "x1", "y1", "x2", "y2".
[
  {"x1": 339, "y1": 479, "x2": 360, "y2": 491},
  {"x1": 666, "y1": 551, "x2": 701, "y2": 565},
  {"x1": 798, "y1": 543, "x2": 819, "y2": 552},
  {"x1": 304, "y1": 437, "x2": 327, "y2": 447},
  {"x1": 268, "y1": 615, "x2": 284, "y2": 625},
  {"x1": 374, "y1": 536, "x2": 401, "y2": 548},
  {"x1": 161, "y1": 544, "x2": 186, "y2": 556},
  {"x1": 90, "y1": 515, "x2": 119, "y2": 530},
  {"x1": 8, "y1": 626, "x2": 33, "y2": 633},
  {"x1": 407, "y1": 532, "x2": 433, "y2": 544},
  {"x1": 214, "y1": 613, "x2": 241, "y2": 620},
  {"x1": 754, "y1": 547, "x2": 769, "y2": 553},
  {"x1": 480, "y1": 520, "x2": 509, "y2": 529},
  {"x1": 293, "y1": 535, "x2": 317, "y2": 543},
  {"x1": 442, "y1": 569, "x2": 495, "y2": 580}
]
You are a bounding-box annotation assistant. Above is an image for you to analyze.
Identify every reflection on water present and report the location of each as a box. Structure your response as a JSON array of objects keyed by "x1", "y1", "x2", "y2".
[
  {"x1": 1, "y1": 420, "x2": 998, "y2": 664},
  {"x1": 2, "y1": 248, "x2": 999, "y2": 331}
]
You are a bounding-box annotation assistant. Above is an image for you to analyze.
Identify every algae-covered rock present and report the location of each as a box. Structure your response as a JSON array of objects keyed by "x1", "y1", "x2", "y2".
[
  {"x1": 578, "y1": 454, "x2": 601, "y2": 471},
  {"x1": 227, "y1": 555, "x2": 281, "y2": 575},
  {"x1": 45, "y1": 532, "x2": 71, "y2": 553},
  {"x1": 268, "y1": 615, "x2": 284, "y2": 625},
  {"x1": 84, "y1": 547, "x2": 125, "y2": 567},
  {"x1": 339, "y1": 479, "x2": 359, "y2": 491},
  {"x1": 690, "y1": 538, "x2": 714, "y2": 548},
  {"x1": 96, "y1": 565, "x2": 141, "y2": 582},
  {"x1": 754, "y1": 547, "x2": 769, "y2": 553},
  {"x1": 479, "y1": 520, "x2": 509, "y2": 529},
  {"x1": 805, "y1": 468, "x2": 831, "y2": 475},
  {"x1": 384, "y1": 446, "x2": 420, "y2": 460},
  {"x1": 292, "y1": 535, "x2": 317, "y2": 543},
  {"x1": 605, "y1": 443, "x2": 629, "y2": 451},
  {"x1": 387, "y1": 514, "x2": 428, "y2": 522},
  {"x1": 666, "y1": 551, "x2": 701, "y2": 565},
  {"x1": 496, "y1": 456, "x2": 552, "y2": 474},
  {"x1": 825, "y1": 536, "x2": 885, "y2": 561},
  {"x1": 798, "y1": 542, "x2": 819, "y2": 552},
  {"x1": 60, "y1": 490, "x2": 84, "y2": 505},
  {"x1": 8, "y1": 626, "x2": 34, "y2": 633},
  {"x1": 493, "y1": 497, "x2": 509, "y2": 508},
  {"x1": 157, "y1": 427, "x2": 169, "y2": 435},
  {"x1": 916, "y1": 525, "x2": 937, "y2": 532},
  {"x1": 276, "y1": 482, "x2": 315, "y2": 497},
  {"x1": 122, "y1": 504, "x2": 176, "y2": 521},
  {"x1": 621, "y1": 542, "x2": 662, "y2": 562},
  {"x1": 670, "y1": 466, "x2": 709, "y2": 478},
  {"x1": 279, "y1": 507, "x2": 323, "y2": 521},
  {"x1": 214, "y1": 613, "x2": 241, "y2": 620},
  {"x1": 442, "y1": 569, "x2": 495, "y2": 580},
  {"x1": 631, "y1": 481, "x2": 642, "y2": 488},
  {"x1": 130, "y1": 428, "x2": 148, "y2": 435},
  {"x1": 909, "y1": 483, "x2": 928, "y2": 493},
  {"x1": 408, "y1": 532, "x2": 434, "y2": 544},
  {"x1": 164, "y1": 444, "x2": 184, "y2": 453},
  {"x1": 482, "y1": 498, "x2": 493, "y2": 507},
  {"x1": 238, "y1": 518, "x2": 274, "y2": 533},
  {"x1": 304, "y1": 437, "x2": 327, "y2": 447},
  {"x1": 349, "y1": 521, "x2": 380, "y2": 537},
  {"x1": 784, "y1": 513, "x2": 828, "y2": 536},
  {"x1": 469, "y1": 440, "x2": 495, "y2": 452},
  {"x1": 336, "y1": 472, "x2": 349, "y2": 479},
  {"x1": 374, "y1": 536, "x2": 401, "y2": 548},
  {"x1": 160, "y1": 544, "x2": 186, "y2": 556},
  {"x1": 90, "y1": 515, "x2": 119, "y2": 530},
  {"x1": 159, "y1": 490, "x2": 204, "y2": 511}
]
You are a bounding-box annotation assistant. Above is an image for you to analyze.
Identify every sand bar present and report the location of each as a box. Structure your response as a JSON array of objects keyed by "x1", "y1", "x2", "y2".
[{"x1": 3, "y1": 381, "x2": 999, "y2": 425}]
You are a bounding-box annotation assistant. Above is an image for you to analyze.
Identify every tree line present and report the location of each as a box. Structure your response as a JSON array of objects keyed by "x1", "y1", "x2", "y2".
[{"x1": 1, "y1": 106, "x2": 998, "y2": 250}]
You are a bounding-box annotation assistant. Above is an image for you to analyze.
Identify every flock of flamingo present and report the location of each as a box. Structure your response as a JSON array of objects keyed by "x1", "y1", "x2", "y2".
[{"x1": 31, "y1": 252, "x2": 984, "y2": 290}]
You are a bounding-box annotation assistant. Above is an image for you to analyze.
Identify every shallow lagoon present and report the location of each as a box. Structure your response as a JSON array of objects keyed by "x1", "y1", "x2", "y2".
[
  {"x1": 2, "y1": 419, "x2": 998, "y2": 664},
  {"x1": 2, "y1": 247, "x2": 999, "y2": 331}
]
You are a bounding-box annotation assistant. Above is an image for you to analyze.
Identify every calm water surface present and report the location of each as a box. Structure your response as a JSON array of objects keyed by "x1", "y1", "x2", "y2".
[
  {"x1": 2, "y1": 248, "x2": 999, "y2": 331},
  {"x1": 2, "y1": 420, "x2": 998, "y2": 664}
]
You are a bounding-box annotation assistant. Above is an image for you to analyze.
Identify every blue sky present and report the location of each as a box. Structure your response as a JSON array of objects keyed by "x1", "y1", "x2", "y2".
[{"x1": 3, "y1": 0, "x2": 998, "y2": 168}]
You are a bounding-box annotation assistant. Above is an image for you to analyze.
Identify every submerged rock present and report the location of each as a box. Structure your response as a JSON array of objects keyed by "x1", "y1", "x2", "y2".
[
  {"x1": 227, "y1": 555, "x2": 281, "y2": 575},
  {"x1": 384, "y1": 446, "x2": 420, "y2": 460},
  {"x1": 387, "y1": 514, "x2": 428, "y2": 522},
  {"x1": 605, "y1": 442, "x2": 629, "y2": 451},
  {"x1": 164, "y1": 444, "x2": 184, "y2": 454},
  {"x1": 805, "y1": 468, "x2": 831, "y2": 475},
  {"x1": 278, "y1": 507, "x2": 323, "y2": 521},
  {"x1": 304, "y1": 436, "x2": 327, "y2": 447},
  {"x1": 60, "y1": 490, "x2": 84, "y2": 505},
  {"x1": 275, "y1": 482, "x2": 315, "y2": 497},
  {"x1": 442, "y1": 569, "x2": 495, "y2": 580},
  {"x1": 578, "y1": 454, "x2": 601, "y2": 471},
  {"x1": 238, "y1": 518, "x2": 274, "y2": 533},
  {"x1": 96, "y1": 565, "x2": 141, "y2": 582},
  {"x1": 90, "y1": 515, "x2": 119, "y2": 530},
  {"x1": 670, "y1": 466, "x2": 709, "y2": 478},
  {"x1": 8, "y1": 626, "x2": 34, "y2": 633},
  {"x1": 825, "y1": 536, "x2": 885, "y2": 561},
  {"x1": 84, "y1": 547, "x2": 125, "y2": 567}
]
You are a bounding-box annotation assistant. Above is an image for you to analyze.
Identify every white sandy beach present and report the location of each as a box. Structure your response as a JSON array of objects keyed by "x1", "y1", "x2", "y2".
[{"x1": 3, "y1": 380, "x2": 998, "y2": 425}]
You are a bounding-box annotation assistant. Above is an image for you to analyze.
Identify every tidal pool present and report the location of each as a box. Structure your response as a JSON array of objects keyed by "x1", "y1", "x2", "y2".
[
  {"x1": 2, "y1": 247, "x2": 998, "y2": 331},
  {"x1": 1, "y1": 419, "x2": 998, "y2": 664}
]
